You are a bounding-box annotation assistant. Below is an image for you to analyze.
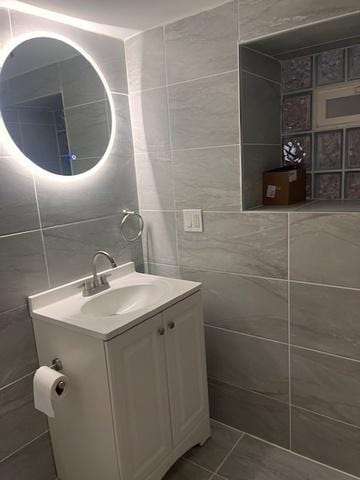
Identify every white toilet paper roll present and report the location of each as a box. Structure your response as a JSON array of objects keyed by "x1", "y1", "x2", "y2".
[{"x1": 33, "y1": 366, "x2": 68, "y2": 418}]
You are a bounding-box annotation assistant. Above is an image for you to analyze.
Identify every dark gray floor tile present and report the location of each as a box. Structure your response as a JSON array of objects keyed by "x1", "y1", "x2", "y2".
[
  {"x1": 180, "y1": 268, "x2": 288, "y2": 343},
  {"x1": 0, "y1": 433, "x2": 56, "y2": 480},
  {"x1": 0, "y1": 231, "x2": 48, "y2": 313},
  {"x1": 184, "y1": 420, "x2": 243, "y2": 472},
  {"x1": 0, "y1": 157, "x2": 39, "y2": 236},
  {"x1": 43, "y1": 215, "x2": 142, "y2": 287},
  {"x1": 218, "y1": 434, "x2": 353, "y2": 480},
  {"x1": 290, "y1": 282, "x2": 360, "y2": 360},
  {"x1": 163, "y1": 458, "x2": 212, "y2": 480},
  {"x1": 206, "y1": 327, "x2": 289, "y2": 402},
  {"x1": 0, "y1": 375, "x2": 47, "y2": 461},
  {"x1": 177, "y1": 212, "x2": 288, "y2": 279},
  {"x1": 0, "y1": 307, "x2": 38, "y2": 389},
  {"x1": 290, "y1": 213, "x2": 360, "y2": 288},
  {"x1": 291, "y1": 347, "x2": 360, "y2": 426},
  {"x1": 209, "y1": 379, "x2": 289, "y2": 448},
  {"x1": 292, "y1": 406, "x2": 360, "y2": 477}
]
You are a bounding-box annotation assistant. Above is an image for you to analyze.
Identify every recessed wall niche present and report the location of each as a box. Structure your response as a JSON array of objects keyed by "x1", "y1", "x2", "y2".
[{"x1": 240, "y1": 11, "x2": 360, "y2": 210}]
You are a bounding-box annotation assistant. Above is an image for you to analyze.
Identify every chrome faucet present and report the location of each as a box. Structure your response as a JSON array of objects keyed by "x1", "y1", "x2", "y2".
[{"x1": 82, "y1": 251, "x2": 117, "y2": 297}]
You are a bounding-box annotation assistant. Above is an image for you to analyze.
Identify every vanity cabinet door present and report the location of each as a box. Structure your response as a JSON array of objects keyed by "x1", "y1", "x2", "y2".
[
  {"x1": 106, "y1": 313, "x2": 173, "y2": 480},
  {"x1": 164, "y1": 292, "x2": 209, "y2": 446}
]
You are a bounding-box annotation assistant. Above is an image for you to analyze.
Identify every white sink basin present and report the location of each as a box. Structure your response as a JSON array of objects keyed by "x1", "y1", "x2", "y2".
[
  {"x1": 28, "y1": 262, "x2": 201, "y2": 340},
  {"x1": 81, "y1": 283, "x2": 164, "y2": 317}
]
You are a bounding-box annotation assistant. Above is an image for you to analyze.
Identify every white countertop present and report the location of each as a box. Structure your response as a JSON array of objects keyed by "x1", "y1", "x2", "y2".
[{"x1": 28, "y1": 263, "x2": 201, "y2": 340}]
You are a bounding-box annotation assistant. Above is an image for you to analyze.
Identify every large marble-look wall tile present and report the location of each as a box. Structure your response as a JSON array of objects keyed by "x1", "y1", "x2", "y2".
[
  {"x1": 206, "y1": 326, "x2": 289, "y2": 401},
  {"x1": 290, "y1": 213, "x2": 360, "y2": 288},
  {"x1": 291, "y1": 347, "x2": 360, "y2": 426},
  {"x1": 180, "y1": 268, "x2": 288, "y2": 342},
  {"x1": 135, "y1": 152, "x2": 174, "y2": 210},
  {"x1": 0, "y1": 157, "x2": 39, "y2": 236},
  {"x1": 165, "y1": 1, "x2": 238, "y2": 84},
  {"x1": 240, "y1": 46, "x2": 281, "y2": 83},
  {"x1": 290, "y1": 282, "x2": 360, "y2": 360},
  {"x1": 35, "y1": 154, "x2": 137, "y2": 227},
  {"x1": 130, "y1": 87, "x2": 170, "y2": 153},
  {"x1": 168, "y1": 71, "x2": 239, "y2": 149},
  {"x1": 0, "y1": 376, "x2": 47, "y2": 461},
  {"x1": 292, "y1": 407, "x2": 360, "y2": 477},
  {"x1": 237, "y1": 0, "x2": 360, "y2": 42},
  {"x1": 0, "y1": 307, "x2": 38, "y2": 389},
  {"x1": 125, "y1": 27, "x2": 166, "y2": 92},
  {"x1": 141, "y1": 211, "x2": 178, "y2": 266},
  {"x1": 173, "y1": 146, "x2": 240, "y2": 211},
  {"x1": 145, "y1": 263, "x2": 180, "y2": 279},
  {"x1": 43, "y1": 215, "x2": 142, "y2": 287},
  {"x1": 65, "y1": 100, "x2": 109, "y2": 159},
  {"x1": 60, "y1": 55, "x2": 106, "y2": 108},
  {"x1": 0, "y1": 231, "x2": 48, "y2": 313},
  {"x1": 240, "y1": 72, "x2": 280, "y2": 144},
  {"x1": 0, "y1": 8, "x2": 11, "y2": 46},
  {"x1": 111, "y1": 93, "x2": 135, "y2": 156},
  {"x1": 209, "y1": 378, "x2": 289, "y2": 448},
  {"x1": 177, "y1": 212, "x2": 288, "y2": 279},
  {"x1": 242, "y1": 145, "x2": 281, "y2": 209},
  {"x1": 10, "y1": 11, "x2": 128, "y2": 94},
  {"x1": 0, "y1": 433, "x2": 56, "y2": 480}
]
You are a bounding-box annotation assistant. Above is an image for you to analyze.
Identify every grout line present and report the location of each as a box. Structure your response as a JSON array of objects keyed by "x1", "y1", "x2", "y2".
[
  {"x1": 162, "y1": 24, "x2": 181, "y2": 269},
  {"x1": 287, "y1": 212, "x2": 292, "y2": 449},
  {"x1": 205, "y1": 324, "x2": 288, "y2": 347},
  {"x1": 0, "y1": 303, "x2": 27, "y2": 316},
  {"x1": 33, "y1": 177, "x2": 51, "y2": 288},
  {"x1": 209, "y1": 434, "x2": 245, "y2": 479},
  {"x1": 64, "y1": 98, "x2": 107, "y2": 110},
  {"x1": 246, "y1": 429, "x2": 360, "y2": 480},
  {"x1": 0, "y1": 370, "x2": 35, "y2": 393},
  {"x1": 241, "y1": 67, "x2": 281, "y2": 86},
  {"x1": 181, "y1": 457, "x2": 217, "y2": 476},
  {"x1": 0, "y1": 227, "x2": 42, "y2": 239},
  {"x1": 7, "y1": 8, "x2": 13, "y2": 38},
  {"x1": 0, "y1": 431, "x2": 49, "y2": 465},
  {"x1": 292, "y1": 404, "x2": 360, "y2": 430}
]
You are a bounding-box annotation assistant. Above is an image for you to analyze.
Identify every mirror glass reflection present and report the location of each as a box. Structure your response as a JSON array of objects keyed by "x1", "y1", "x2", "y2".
[{"x1": 0, "y1": 37, "x2": 112, "y2": 175}]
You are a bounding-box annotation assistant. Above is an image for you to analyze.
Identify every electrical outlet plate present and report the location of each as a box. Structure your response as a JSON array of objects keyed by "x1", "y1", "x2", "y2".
[{"x1": 183, "y1": 209, "x2": 203, "y2": 232}]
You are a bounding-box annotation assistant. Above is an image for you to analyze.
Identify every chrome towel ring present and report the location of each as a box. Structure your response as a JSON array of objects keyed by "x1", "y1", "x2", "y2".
[{"x1": 120, "y1": 209, "x2": 144, "y2": 243}]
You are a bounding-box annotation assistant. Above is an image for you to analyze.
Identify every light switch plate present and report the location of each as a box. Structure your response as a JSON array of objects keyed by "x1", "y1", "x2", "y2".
[{"x1": 183, "y1": 209, "x2": 203, "y2": 232}]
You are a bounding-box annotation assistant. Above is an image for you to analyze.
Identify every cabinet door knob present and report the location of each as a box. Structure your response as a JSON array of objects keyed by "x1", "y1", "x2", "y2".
[
  {"x1": 158, "y1": 327, "x2": 165, "y2": 336},
  {"x1": 168, "y1": 321, "x2": 175, "y2": 330}
]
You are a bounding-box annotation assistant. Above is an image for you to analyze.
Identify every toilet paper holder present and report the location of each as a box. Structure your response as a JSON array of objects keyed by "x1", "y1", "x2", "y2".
[
  {"x1": 50, "y1": 358, "x2": 66, "y2": 394},
  {"x1": 50, "y1": 358, "x2": 63, "y2": 371}
]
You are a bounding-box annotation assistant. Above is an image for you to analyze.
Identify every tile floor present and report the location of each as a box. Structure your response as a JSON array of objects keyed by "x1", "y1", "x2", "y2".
[{"x1": 163, "y1": 420, "x2": 358, "y2": 480}]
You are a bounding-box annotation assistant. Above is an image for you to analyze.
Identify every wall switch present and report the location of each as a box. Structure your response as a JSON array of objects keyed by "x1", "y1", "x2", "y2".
[{"x1": 183, "y1": 209, "x2": 203, "y2": 232}]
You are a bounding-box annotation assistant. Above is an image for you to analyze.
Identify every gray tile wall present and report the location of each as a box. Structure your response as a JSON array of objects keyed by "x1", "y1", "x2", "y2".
[
  {"x1": 126, "y1": 2, "x2": 360, "y2": 477},
  {"x1": 0, "y1": 7, "x2": 140, "y2": 478}
]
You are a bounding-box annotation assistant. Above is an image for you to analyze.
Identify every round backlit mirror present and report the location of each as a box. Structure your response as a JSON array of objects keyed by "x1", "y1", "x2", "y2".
[{"x1": 0, "y1": 37, "x2": 112, "y2": 175}]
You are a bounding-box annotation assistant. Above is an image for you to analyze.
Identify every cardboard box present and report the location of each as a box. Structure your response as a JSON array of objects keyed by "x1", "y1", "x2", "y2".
[{"x1": 263, "y1": 166, "x2": 306, "y2": 206}]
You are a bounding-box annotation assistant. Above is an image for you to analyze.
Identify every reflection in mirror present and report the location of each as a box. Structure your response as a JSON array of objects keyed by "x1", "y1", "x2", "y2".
[{"x1": 0, "y1": 37, "x2": 112, "y2": 176}]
